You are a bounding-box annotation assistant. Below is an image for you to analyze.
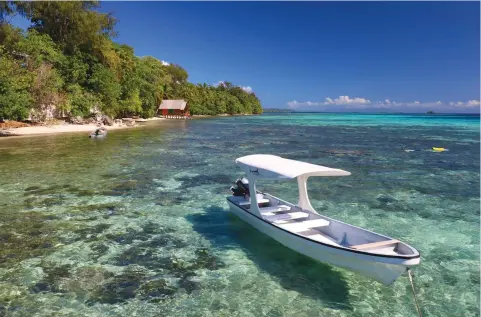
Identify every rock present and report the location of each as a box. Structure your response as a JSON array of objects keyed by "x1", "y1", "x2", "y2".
[
  {"x1": 61, "y1": 266, "x2": 113, "y2": 296},
  {"x1": 88, "y1": 266, "x2": 147, "y2": 304},
  {"x1": 178, "y1": 277, "x2": 199, "y2": 294},
  {"x1": 67, "y1": 116, "x2": 84, "y2": 124},
  {"x1": 114, "y1": 119, "x2": 123, "y2": 125},
  {"x1": 93, "y1": 113, "x2": 103, "y2": 122},
  {"x1": 137, "y1": 279, "x2": 177, "y2": 299},
  {"x1": 0, "y1": 130, "x2": 15, "y2": 137},
  {"x1": 102, "y1": 115, "x2": 114, "y2": 126},
  {"x1": 376, "y1": 194, "x2": 398, "y2": 204},
  {"x1": 111, "y1": 180, "x2": 138, "y2": 193},
  {"x1": 84, "y1": 117, "x2": 96, "y2": 124},
  {"x1": 25, "y1": 186, "x2": 41, "y2": 192},
  {"x1": 122, "y1": 118, "x2": 136, "y2": 126}
]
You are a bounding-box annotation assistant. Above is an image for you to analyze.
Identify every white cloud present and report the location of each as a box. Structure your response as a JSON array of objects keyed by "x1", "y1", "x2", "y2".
[
  {"x1": 287, "y1": 100, "x2": 298, "y2": 108},
  {"x1": 324, "y1": 95, "x2": 371, "y2": 105},
  {"x1": 288, "y1": 96, "x2": 371, "y2": 109},
  {"x1": 286, "y1": 97, "x2": 481, "y2": 112},
  {"x1": 287, "y1": 100, "x2": 323, "y2": 109},
  {"x1": 287, "y1": 100, "x2": 299, "y2": 108},
  {"x1": 241, "y1": 86, "x2": 253, "y2": 93},
  {"x1": 161, "y1": 60, "x2": 170, "y2": 66},
  {"x1": 324, "y1": 97, "x2": 334, "y2": 104},
  {"x1": 467, "y1": 100, "x2": 481, "y2": 107},
  {"x1": 214, "y1": 81, "x2": 225, "y2": 87},
  {"x1": 450, "y1": 100, "x2": 481, "y2": 108}
]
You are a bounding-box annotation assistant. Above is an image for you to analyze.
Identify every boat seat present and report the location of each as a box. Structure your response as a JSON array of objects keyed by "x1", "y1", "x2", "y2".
[
  {"x1": 239, "y1": 198, "x2": 270, "y2": 206},
  {"x1": 350, "y1": 239, "x2": 399, "y2": 250},
  {"x1": 277, "y1": 219, "x2": 330, "y2": 233},
  {"x1": 308, "y1": 234, "x2": 340, "y2": 246},
  {"x1": 259, "y1": 205, "x2": 291, "y2": 214},
  {"x1": 297, "y1": 229, "x2": 321, "y2": 236},
  {"x1": 264, "y1": 212, "x2": 309, "y2": 223}
]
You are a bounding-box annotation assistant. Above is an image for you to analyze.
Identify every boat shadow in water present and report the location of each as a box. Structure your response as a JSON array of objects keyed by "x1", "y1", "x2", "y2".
[{"x1": 186, "y1": 205, "x2": 352, "y2": 310}]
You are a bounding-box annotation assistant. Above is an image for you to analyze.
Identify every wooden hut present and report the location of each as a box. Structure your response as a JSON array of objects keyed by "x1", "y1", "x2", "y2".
[{"x1": 158, "y1": 100, "x2": 191, "y2": 119}]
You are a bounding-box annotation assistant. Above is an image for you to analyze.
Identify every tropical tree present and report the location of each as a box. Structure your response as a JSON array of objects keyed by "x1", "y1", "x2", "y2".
[
  {"x1": 0, "y1": 50, "x2": 33, "y2": 120},
  {"x1": 0, "y1": 1, "x2": 263, "y2": 121}
]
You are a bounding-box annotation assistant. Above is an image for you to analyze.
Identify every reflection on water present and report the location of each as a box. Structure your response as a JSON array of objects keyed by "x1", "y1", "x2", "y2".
[
  {"x1": 0, "y1": 114, "x2": 479, "y2": 317},
  {"x1": 187, "y1": 207, "x2": 352, "y2": 310}
]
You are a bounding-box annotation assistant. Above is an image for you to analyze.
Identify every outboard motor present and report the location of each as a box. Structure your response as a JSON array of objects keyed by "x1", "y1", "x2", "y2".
[{"x1": 230, "y1": 178, "x2": 250, "y2": 196}]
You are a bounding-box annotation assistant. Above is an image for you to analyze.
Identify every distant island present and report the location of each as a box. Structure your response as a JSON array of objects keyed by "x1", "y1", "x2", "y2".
[
  {"x1": 263, "y1": 108, "x2": 293, "y2": 113},
  {"x1": 0, "y1": 2, "x2": 262, "y2": 126}
]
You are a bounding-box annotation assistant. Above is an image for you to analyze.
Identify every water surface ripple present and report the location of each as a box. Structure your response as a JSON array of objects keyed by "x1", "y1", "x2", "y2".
[{"x1": 0, "y1": 113, "x2": 479, "y2": 317}]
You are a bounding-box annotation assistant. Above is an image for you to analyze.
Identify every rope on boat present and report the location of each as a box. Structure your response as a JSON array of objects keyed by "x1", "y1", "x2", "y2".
[{"x1": 407, "y1": 268, "x2": 423, "y2": 317}]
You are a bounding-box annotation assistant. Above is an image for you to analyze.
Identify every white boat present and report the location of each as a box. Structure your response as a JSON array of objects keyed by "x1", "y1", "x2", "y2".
[
  {"x1": 89, "y1": 127, "x2": 107, "y2": 138},
  {"x1": 226, "y1": 154, "x2": 420, "y2": 285}
]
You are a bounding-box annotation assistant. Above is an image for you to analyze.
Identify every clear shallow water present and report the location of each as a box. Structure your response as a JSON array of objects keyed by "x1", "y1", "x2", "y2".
[{"x1": 0, "y1": 113, "x2": 479, "y2": 317}]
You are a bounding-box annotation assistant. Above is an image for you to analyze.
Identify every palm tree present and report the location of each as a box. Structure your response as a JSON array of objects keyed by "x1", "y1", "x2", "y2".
[{"x1": 163, "y1": 84, "x2": 175, "y2": 100}]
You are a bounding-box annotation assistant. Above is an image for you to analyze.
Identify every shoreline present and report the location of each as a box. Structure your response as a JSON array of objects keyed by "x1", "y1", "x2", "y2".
[
  {"x1": 192, "y1": 113, "x2": 255, "y2": 118},
  {"x1": 0, "y1": 117, "x2": 166, "y2": 138},
  {"x1": 0, "y1": 114, "x2": 260, "y2": 138}
]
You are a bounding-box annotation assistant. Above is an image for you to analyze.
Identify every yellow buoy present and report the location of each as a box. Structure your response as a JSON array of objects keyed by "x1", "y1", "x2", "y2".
[{"x1": 432, "y1": 147, "x2": 446, "y2": 152}]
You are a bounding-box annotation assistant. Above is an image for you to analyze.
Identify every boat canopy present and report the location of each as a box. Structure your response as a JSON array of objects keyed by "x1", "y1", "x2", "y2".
[{"x1": 236, "y1": 154, "x2": 351, "y2": 180}]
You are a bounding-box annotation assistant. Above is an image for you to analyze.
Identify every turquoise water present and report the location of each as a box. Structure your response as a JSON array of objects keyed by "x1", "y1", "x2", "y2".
[{"x1": 0, "y1": 113, "x2": 479, "y2": 317}]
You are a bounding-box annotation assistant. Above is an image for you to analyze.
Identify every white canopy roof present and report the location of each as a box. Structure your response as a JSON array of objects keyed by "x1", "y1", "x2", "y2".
[
  {"x1": 235, "y1": 154, "x2": 351, "y2": 179},
  {"x1": 158, "y1": 100, "x2": 187, "y2": 110}
]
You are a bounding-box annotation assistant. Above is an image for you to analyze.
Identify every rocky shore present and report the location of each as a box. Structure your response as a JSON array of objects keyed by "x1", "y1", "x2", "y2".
[{"x1": 0, "y1": 116, "x2": 165, "y2": 137}]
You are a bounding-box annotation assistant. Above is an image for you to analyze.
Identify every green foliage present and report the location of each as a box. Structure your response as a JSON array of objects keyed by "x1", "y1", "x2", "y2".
[
  {"x1": 0, "y1": 1, "x2": 262, "y2": 121},
  {"x1": 30, "y1": 64, "x2": 64, "y2": 113},
  {"x1": 136, "y1": 56, "x2": 167, "y2": 117},
  {"x1": 15, "y1": 29, "x2": 65, "y2": 69},
  {"x1": 61, "y1": 52, "x2": 89, "y2": 86},
  {"x1": 120, "y1": 89, "x2": 142, "y2": 117},
  {"x1": 15, "y1": 1, "x2": 116, "y2": 56},
  {"x1": 66, "y1": 84, "x2": 100, "y2": 117},
  {"x1": 0, "y1": 23, "x2": 23, "y2": 50},
  {"x1": 0, "y1": 51, "x2": 33, "y2": 120},
  {"x1": 165, "y1": 64, "x2": 188, "y2": 84},
  {"x1": 179, "y1": 82, "x2": 262, "y2": 116},
  {"x1": 87, "y1": 64, "x2": 121, "y2": 116}
]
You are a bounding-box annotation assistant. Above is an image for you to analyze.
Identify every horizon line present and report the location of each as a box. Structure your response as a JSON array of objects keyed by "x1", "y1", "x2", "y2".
[{"x1": 262, "y1": 109, "x2": 480, "y2": 115}]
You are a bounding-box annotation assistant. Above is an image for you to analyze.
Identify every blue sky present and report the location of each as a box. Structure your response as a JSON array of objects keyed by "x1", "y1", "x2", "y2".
[{"x1": 12, "y1": 2, "x2": 481, "y2": 112}]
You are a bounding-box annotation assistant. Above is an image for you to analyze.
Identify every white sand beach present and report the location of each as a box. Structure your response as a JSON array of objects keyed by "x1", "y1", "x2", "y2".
[
  {"x1": 0, "y1": 117, "x2": 166, "y2": 137},
  {"x1": 1, "y1": 123, "x2": 129, "y2": 137}
]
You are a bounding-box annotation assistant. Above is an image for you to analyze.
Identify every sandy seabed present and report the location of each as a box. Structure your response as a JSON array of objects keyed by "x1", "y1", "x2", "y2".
[{"x1": 0, "y1": 113, "x2": 478, "y2": 317}]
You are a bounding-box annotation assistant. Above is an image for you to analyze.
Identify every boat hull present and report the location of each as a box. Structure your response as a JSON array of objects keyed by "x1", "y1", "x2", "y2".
[
  {"x1": 89, "y1": 133, "x2": 107, "y2": 138},
  {"x1": 227, "y1": 200, "x2": 419, "y2": 285}
]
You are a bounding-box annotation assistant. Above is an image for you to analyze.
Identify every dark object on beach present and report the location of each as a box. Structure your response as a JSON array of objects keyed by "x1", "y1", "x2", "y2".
[{"x1": 102, "y1": 115, "x2": 114, "y2": 126}]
